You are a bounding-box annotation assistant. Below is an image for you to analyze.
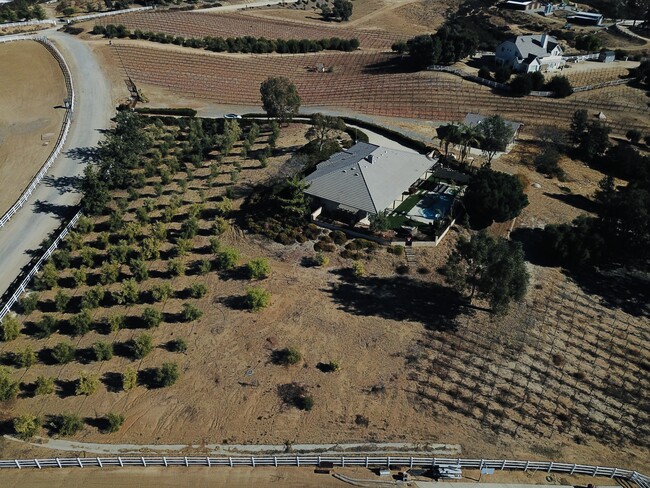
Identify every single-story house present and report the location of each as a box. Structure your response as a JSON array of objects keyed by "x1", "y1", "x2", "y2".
[
  {"x1": 303, "y1": 142, "x2": 437, "y2": 222},
  {"x1": 463, "y1": 113, "x2": 523, "y2": 144},
  {"x1": 599, "y1": 50, "x2": 615, "y2": 63},
  {"x1": 495, "y1": 33, "x2": 564, "y2": 73},
  {"x1": 502, "y1": 0, "x2": 542, "y2": 11},
  {"x1": 567, "y1": 11, "x2": 603, "y2": 26}
]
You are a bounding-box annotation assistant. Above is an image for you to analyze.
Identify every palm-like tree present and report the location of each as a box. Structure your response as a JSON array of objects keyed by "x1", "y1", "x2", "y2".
[{"x1": 459, "y1": 125, "x2": 481, "y2": 166}]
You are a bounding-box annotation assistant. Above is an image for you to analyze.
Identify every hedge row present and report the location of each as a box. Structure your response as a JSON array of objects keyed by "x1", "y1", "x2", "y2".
[
  {"x1": 93, "y1": 24, "x2": 360, "y2": 53},
  {"x1": 135, "y1": 107, "x2": 198, "y2": 117}
]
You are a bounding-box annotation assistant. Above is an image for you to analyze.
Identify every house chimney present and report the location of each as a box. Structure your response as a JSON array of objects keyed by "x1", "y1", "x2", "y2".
[
  {"x1": 541, "y1": 33, "x2": 548, "y2": 49},
  {"x1": 366, "y1": 154, "x2": 374, "y2": 164}
]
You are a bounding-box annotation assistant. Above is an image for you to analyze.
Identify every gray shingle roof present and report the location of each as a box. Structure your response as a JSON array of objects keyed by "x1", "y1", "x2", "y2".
[
  {"x1": 513, "y1": 34, "x2": 560, "y2": 59},
  {"x1": 303, "y1": 142, "x2": 436, "y2": 214}
]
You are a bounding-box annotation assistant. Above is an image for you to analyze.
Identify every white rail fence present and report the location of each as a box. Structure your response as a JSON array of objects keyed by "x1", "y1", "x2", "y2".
[
  {"x1": 0, "y1": 211, "x2": 81, "y2": 322},
  {"x1": 0, "y1": 19, "x2": 57, "y2": 29},
  {"x1": 0, "y1": 455, "x2": 648, "y2": 483},
  {"x1": 67, "y1": 6, "x2": 153, "y2": 23},
  {"x1": 0, "y1": 36, "x2": 74, "y2": 230}
]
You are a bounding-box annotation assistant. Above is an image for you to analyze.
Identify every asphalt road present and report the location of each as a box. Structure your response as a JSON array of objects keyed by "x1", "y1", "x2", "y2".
[{"x1": 0, "y1": 31, "x2": 113, "y2": 300}]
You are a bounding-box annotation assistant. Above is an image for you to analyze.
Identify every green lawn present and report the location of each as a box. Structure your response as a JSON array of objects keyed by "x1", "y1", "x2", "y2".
[{"x1": 387, "y1": 193, "x2": 422, "y2": 229}]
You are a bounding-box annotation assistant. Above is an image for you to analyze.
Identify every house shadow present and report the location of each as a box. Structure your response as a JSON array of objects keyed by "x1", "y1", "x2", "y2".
[
  {"x1": 326, "y1": 272, "x2": 463, "y2": 331},
  {"x1": 543, "y1": 192, "x2": 598, "y2": 214}
]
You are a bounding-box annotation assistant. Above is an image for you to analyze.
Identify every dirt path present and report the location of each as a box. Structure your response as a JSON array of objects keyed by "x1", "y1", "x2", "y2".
[
  {"x1": 0, "y1": 30, "x2": 114, "y2": 300},
  {"x1": 0, "y1": 40, "x2": 67, "y2": 215}
]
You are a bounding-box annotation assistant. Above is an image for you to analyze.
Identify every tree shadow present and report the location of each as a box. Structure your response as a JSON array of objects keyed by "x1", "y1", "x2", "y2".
[
  {"x1": 543, "y1": 192, "x2": 598, "y2": 214},
  {"x1": 65, "y1": 146, "x2": 101, "y2": 164},
  {"x1": 361, "y1": 55, "x2": 421, "y2": 75},
  {"x1": 84, "y1": 416, "x2": 109, "y2": 432},
  {"x1": 37, "y1": 347, "x2": 59, "y2": 366},
  {"x1": 325, "y1": 272, "x2": 463, "y2": 331},
  {"x1": 217, "y1": 294, "x2": 248, "y2": 311},
  {"x1": 54, "y1": 379, "x2": 77, "y2": 398},
  {"x1": 75, "y1": 347, "x2": 96, "y2": 364},
  {"x1": 510, "y1": 227, "x2": 555, "y2": 266},
  {"x1": 137, "y1": 368, "x2": 162, "y2": 389},
  {"x1": 101, "y1": 372, "x2": 123, "y2": 393},
  {"x1": 42, "y1": 174, "x2": 83, "y2": 195},
  {"x1": 19, "y1": 381, "x2": 37, "y2": 399},
  {"x1": 568, "y1": 267, "x2": 650, "y2": 318},
  {"x1": 32, "y1": 199, "x2": 77, "y2": 221}
]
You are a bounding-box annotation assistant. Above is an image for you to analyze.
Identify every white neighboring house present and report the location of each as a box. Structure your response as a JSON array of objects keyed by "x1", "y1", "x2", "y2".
[{"x1": 495, "y1": 34, "x2": 564, "y2": 73}]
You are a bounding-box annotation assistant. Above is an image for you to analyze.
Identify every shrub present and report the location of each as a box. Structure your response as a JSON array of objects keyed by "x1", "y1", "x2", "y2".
[
  {"x1": 20, "y1": 293, "x2": 39, "y2": 315},
  {"x1": 388, "y1": 245, "x2": 404, "y2": 256},
  {"x1": 181, "y1": 303, "x2": 203, "y2": 322},
  {"x1": 115, "y1": 279, "x2": 139, "y2": 305},
  {"x1": 329, "y1": 230, "x2": 348, "y2": 245},
  {"x1": 150, "y1": 283, "x2": 173, "y2": 302},
  {"x1": 72, "y1": 268, "x2": 87, "y2": 287},
  {"x1": 52, "y1": 249, "x2": 71, "y2": 270},
  {"x1": 81, "y1": 285, "x2": 105, "y2": 309},
  {"x1": 76, "y1": 372, "x2": 100, "y2": 396},
  {"x1": 100, "y1": 262, "x2": 120, "y2": 285},
  {"x1": 300, "y1": 395, "x2": 315, "y2": 411},
  {"x1": 55, "y1": 413, "x2": 83, "y2": 436},
  {"x1": 169, "y1": 338, "x2": 188, "y2": 353},
  {"x1": 167, "y1": 259, "x2": 186, "y2": 277},
  {"x1": 197, "y1": 259, "x2": 212, "y2": 275},
  {"x1": 104, "y1": 412, "x2": 125, "y2": 433},
  {"x1": 35, "y1": 262, "x2": 58, "y2": 290},
  {"x1": 186, "y1": 283, "x2": 205, "y2": 299},
  {"x1": 313, "y1": 252, "x2": 329, "y2": 267},
  {"x1": 122, "y1": 367, "x2": 138, "y2": 390},
  {"x1": 13, "y1": 414, "x2": 40, "y2": 440},
  {"x1": 154, "y1": 362, "x2": 179, "y2": 387},
  {"x1": 76, "y1": 215, "x2": 94, "y2": 234},
  {"x1": 0, "y1": 367, "x2": 19, "y2": 401},
  {"x1": 547, "y1": 75, "x2": 573, "y2": 97},
  {"x1": 212, "y1": 216, "x2": 229, "y2": 236},
  {"x1": 54, "y1": 289, "x2": 71, "y2": 313},
  {"x1": 1, "y1": 315, "x2": 21, "y2": 341},
  {"x1": 93, "y1": 341, "x2": 113, "y2": 361},
  {"x1": 215, "y1": 247, "x2": 240, "y2": 270},
  {"x1": 274, "y1": 347, "x2": 302, "y2": 365},
  {"x1": 142, "y1": 307, "x2": 163, "y2": 328},
  {"x1": 70, "y1": 309, "x2": 93, "y2": 336},
  {"x1": 351, "y1": 261, "x2": 365, "y2": 277},
  {"x1": 130, "y1": 334, "x2": 153, "y2": 359},
  {"x1": 52, "y1": 342, "x2": 76, "y2": 364},
  {"x1": 246, "y1": 258, "x2": 271, "y2": 279},
  {"x1": 129, "y1": 258, "x2": 149, "y2": 282},
  {"x1": 107, "y1": 313, "x2": 125, "y2": 333},
  {"x1": 34, "y1": 376, "x2": 55, "y2": 395},
  {"x1": 14, "y1": 346, "x2": 36, "y2": 368},
  {"x1": 35, "y1": 315, "x2": 58, "y2": 339},
  {"x1": 314, "y1": 241, "x2": 336, "y2": 252},
  {"x1": 245, "y1": 287, "x2": 271, "y2": 312}
]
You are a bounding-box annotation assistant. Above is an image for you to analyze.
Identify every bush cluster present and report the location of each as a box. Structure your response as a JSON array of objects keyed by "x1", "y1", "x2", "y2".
[{"x1": 93, "y1": 24, "x2": 360, "y2": 53}]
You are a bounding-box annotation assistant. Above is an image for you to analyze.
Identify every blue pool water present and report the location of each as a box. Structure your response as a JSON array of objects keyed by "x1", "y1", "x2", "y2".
[{"x1": 414, "y1": 193, "x2": 454, "y2": 220}]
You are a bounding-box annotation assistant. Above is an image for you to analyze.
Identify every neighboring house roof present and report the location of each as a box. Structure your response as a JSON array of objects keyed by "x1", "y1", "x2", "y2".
[
  {"x1": 512, "y1": 34, "x2": 561, "y2": 59},
  {"x1": 303, "y1": 142, "x2": 436, "y2": 215},
  {"x1": 463, "y1": 113, "x2": 523, "y2": 135}
]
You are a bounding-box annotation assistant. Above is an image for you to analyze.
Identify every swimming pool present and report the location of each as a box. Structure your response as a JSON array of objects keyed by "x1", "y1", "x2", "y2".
[{"x1": 409, "y1": 192, "x2": 454, "y2": 221}]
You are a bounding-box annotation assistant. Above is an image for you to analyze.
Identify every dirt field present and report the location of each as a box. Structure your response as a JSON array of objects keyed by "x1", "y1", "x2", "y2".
[
  {"x1": 87, "y1": 10, "x2": 404, "y2": 50},
  {"x1": 0, "y1": 119, "x2": 648, "y2": 474},
  {"x1": 0, "y1": 40, "x2": 67, "y2": 215},
  {"x1": 0, "y1": 466, "x2": 353, "y2": 487},
  {"x1": 101, "y1": 42, "x2": 650, "y2": 135}
]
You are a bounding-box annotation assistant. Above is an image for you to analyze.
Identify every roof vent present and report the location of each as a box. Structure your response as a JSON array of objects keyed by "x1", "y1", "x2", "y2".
[
  {"x1": 354, "y1": 173, "x2": 360, "y2": 177},
  {"x1": 366, "y1": 154, "x2": 375, "y2": 164}
]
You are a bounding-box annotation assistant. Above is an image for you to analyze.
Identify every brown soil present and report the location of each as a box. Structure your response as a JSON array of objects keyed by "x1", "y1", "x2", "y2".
[
  {"x1": 0, "y1": 120, "x2": 648, "y2": 475},
  {"x1": 0, "y1": 40, "x2": 67, "y2": 215}
]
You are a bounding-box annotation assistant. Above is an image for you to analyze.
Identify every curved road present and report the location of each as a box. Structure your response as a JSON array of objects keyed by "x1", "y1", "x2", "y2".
[{"x1": 0, "y1": 31, "x2": 113, "y2": 300}]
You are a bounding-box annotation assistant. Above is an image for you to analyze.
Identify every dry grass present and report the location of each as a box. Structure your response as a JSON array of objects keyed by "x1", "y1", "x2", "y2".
[{"x1": 0, "y1": 40, "x2": 67, "y2": 214}]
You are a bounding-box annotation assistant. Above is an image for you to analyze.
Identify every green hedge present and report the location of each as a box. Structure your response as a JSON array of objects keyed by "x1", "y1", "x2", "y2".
[{"x1": 135, "y1": 107, "x2": 198, "y2": 117}]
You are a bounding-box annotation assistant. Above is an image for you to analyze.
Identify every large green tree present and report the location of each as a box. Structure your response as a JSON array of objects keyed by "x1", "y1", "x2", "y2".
[
  {"x1": 331, "y1": 0, "x2": 353, "y2": 21},
  {"x1": 478, "y1": 115, "x2": 514, "y2": 167},
  {"x1": 464, "y1": 168, "x2": 529, "y2": 228},
  {"x1": 444, "y1": 231, "x2": 529, "y2": 314},
  {"x1": 305, "y1": 113, "x2": 346, "y2": 151},
  {"x1": 260, "y1": 77, "x2": 301, "y2": 124}
]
